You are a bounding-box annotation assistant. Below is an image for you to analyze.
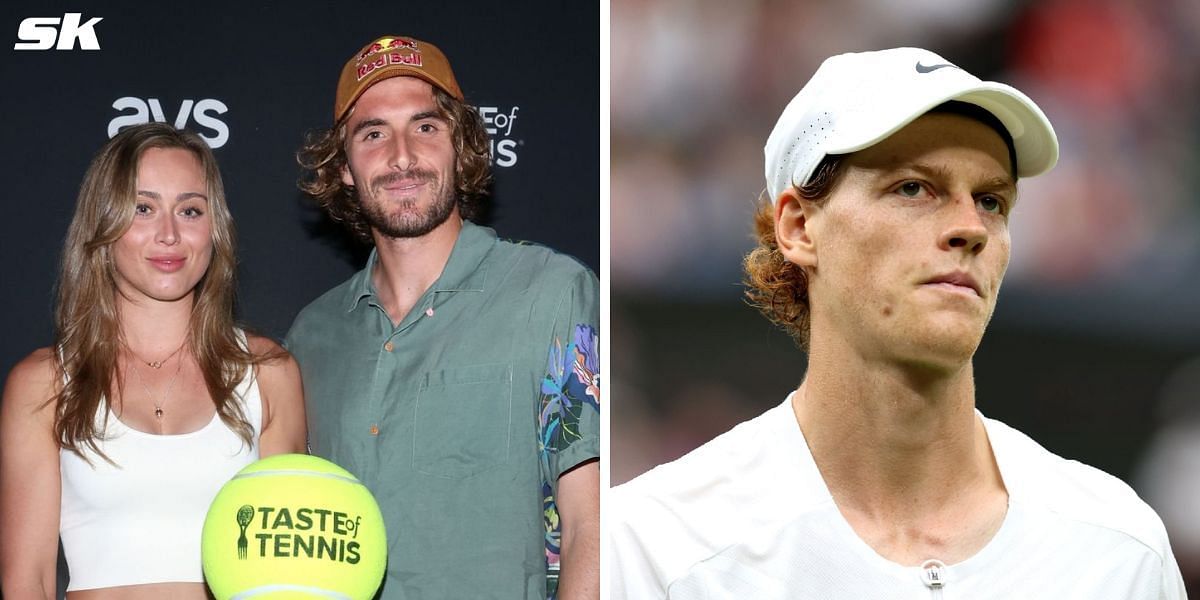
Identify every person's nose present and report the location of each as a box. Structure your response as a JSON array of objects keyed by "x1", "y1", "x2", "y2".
[
  {"x1": 156, "y1": 211, "x2": 179, "y2": 245},
  {"x1": 388, "y1": 134, "x2": 415, "y2": 171},
  {"x1": 938, "y1": 193, "x2": 988, "y2": 255}
]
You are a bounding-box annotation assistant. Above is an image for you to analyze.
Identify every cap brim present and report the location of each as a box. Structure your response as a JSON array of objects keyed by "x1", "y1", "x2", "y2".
[
  {"x1": 336, "y1": 70, "x2": 462, "y2": 124},
  {"x1": 828, "y1": 82, "x2": 1059, "y2": 179}
]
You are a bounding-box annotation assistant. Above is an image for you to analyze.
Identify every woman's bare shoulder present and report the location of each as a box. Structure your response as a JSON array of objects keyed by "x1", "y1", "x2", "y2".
[{"x1": 3, "y1": 347, "x2": 58, "y2": 414}]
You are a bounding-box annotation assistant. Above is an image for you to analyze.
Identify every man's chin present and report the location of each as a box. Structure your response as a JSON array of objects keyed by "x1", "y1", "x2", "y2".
[
  {"x1": 361, "y1": 185, "x2": 457, "y2": 240},
  {"x1": 892, "y1": 322, "x2": 985, "y2": 373},
  {"x1": 369, "y1": 211, "x2": 453, "y2": 240}
]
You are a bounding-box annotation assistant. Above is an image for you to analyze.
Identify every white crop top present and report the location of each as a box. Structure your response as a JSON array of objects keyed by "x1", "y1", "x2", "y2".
[{"x1": 58, "y1": 366, "x2": 263, "y2": 591}]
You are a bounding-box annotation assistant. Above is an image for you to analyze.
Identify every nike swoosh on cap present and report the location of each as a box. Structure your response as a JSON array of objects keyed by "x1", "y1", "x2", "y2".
[{"x1": 915, "y1": 62, "x2": 958, "y2": 74}]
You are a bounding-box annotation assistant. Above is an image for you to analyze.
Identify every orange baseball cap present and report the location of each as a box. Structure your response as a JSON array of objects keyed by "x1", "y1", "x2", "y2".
[{"x1": 333, "y1": 35, "x2": 464, "y2": 123}]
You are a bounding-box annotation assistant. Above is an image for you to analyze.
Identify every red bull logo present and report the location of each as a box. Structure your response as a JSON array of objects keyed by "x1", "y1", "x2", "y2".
[
  {"x1": 358, "y1": 37, "x2": 419, "y2": 61},
  {"x1": 356, "y1": 52, "x2": 424, "y2": 81}
]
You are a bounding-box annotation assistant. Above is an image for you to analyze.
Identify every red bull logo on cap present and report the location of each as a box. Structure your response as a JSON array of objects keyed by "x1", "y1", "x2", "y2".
[
  {"x1": 358, "y1": 37, "x2": 419, "y2": 61},
  {"x1": 356, "y1": 51, "x2": 424, "y2": 82}
]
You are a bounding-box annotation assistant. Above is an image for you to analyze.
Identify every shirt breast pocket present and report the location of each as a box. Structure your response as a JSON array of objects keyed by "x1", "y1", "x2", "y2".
[{"x1": 412, "y1": 362, "x2": 514, "y2": 478}]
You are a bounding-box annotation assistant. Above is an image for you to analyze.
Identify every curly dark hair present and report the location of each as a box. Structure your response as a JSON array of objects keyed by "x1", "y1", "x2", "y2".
[
  {"x1": 742, "y1": 156, "x2": 845, "y2": 351},
  {"x1": 296, "y1": 86, "x2": 492, "y2": 244}
]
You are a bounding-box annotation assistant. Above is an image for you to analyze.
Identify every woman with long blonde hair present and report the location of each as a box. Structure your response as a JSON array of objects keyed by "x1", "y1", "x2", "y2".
[{"x1": 0, "y1": 123, "x2": 306, "y2": 599}]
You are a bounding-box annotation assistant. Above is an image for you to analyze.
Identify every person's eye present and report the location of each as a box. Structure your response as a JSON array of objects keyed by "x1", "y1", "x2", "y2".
[
  {"x1": 417, "y1": 122, "x2": 438, "y2": 134},
  {"x1": 134, "y1": 203, "x2": 152, "y2": 215},
  {"x1": 181, "y1": 206, "x2": 205, "y2": 218},
  {"x1": 978, "y1": 195, "x2": 1005, "y2": 215},
  {"x1": 896, "y1": 181, "x2": 924, "y2": 198}
]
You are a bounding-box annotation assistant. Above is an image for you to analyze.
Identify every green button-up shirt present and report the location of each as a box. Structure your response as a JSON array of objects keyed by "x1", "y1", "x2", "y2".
[{"x1": 285, "y1": 222, "x2": 600, "y2": 599}]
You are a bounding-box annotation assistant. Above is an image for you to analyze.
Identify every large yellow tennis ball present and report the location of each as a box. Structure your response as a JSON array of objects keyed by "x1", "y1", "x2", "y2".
[{"x1": 202, "y1": 454, "x2": 387, "y2": 599}]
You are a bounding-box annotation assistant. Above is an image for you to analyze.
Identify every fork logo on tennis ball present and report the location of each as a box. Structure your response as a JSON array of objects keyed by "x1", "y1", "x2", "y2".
[{"x1": 236, "y1": 505, "x2": 254, "y2": 559}]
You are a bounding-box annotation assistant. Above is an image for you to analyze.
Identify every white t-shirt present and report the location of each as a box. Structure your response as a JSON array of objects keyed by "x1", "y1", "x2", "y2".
[{"x1": 609, "y1": 398, "x2": 1187, "y2": 599}]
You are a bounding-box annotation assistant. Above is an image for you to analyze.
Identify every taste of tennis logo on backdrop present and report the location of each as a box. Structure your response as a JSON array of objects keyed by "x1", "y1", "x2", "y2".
[
  {"x1": 107, "y1": 97, "x2": 230, "y2": 148},
  {"x1": 478, "y1": 105, "x2": 521, "y2": 168}
]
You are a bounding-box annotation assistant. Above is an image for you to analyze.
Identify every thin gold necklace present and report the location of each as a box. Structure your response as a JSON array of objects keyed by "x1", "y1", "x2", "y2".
[
  {"x1": 125, "y1": 339, "x2": 187, "y2": 369},
  {"x1": 127, "y1": 351, "x2": 185, "y2": 420}
]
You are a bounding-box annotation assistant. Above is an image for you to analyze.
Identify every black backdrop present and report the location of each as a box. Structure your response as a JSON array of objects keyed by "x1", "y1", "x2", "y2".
[{"x1": 0, "y1": 1, "x2": 600, "y2": 379}]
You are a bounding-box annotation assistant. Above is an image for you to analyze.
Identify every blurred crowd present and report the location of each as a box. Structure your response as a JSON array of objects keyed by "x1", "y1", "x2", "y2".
[
  {"x1": 611, "y1": 0, "x2": 1200, "y2": 592},
  {"x1": 613, "y1": 0, "x2": 1200, "y2": 294}
]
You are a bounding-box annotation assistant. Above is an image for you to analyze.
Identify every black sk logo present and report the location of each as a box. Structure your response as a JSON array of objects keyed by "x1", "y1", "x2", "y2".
[{"x1": 236, "y1": 505, "x2": 254, "y2": 559}]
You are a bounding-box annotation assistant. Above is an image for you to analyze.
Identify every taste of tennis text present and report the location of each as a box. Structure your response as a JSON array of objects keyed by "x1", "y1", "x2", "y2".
[{"x1": 253, "y1": 506, "x2": 363, "y2": 564}]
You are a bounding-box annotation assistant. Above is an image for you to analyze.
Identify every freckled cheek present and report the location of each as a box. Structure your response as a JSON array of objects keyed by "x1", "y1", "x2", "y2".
[
  {"x1": 863, "y1": 240, "x2": 909, "y2": 321},
  {"x1": 844, "y1": 228, "x2": 900, "y2": 290},
  {"x1": 988, "y1": 232, "x2": 1012, "y2": 284},
  {"x1": 825, "y1": 236, "x2": 897, "y2": 319},
  {"x1": 820, "y1": 210, "x2": 887, "y2": 286}
]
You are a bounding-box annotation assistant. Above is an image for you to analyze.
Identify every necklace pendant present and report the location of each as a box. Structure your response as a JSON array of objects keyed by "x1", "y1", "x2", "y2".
[
  {"x1": 154, "y1": 407, "x2": 164, "y2": 419},
  {"x1": 148, "y1": 361, "x2": 163, "y2": 369}
]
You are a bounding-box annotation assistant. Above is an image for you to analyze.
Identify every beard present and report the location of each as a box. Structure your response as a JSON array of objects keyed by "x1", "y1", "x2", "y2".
[{"x1": 358, "y1": 168, "x2": 457, "y2": 239}]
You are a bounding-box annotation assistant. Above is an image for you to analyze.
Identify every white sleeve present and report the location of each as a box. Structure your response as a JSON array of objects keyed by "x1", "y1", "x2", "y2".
[
  {"x1": 608, "y1": 485, "x2": 671, "y2": 600},
  {"x1": 1159, "y1": 546, "x2": 1187, "y2": 600}
]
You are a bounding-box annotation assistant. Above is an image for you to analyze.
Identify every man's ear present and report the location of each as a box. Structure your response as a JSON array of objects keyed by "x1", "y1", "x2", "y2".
[
  {"x1": 340, "y1": 162, "x2": 354, "y2": 188},
  {"x1": 775, "y1": 188, "x2": 817, "y2": 268}
]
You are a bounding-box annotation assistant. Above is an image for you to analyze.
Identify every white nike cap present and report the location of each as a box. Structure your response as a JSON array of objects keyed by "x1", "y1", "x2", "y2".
[{"x1": 764, "y1": 47, "x2": 1059, "y2": 202}]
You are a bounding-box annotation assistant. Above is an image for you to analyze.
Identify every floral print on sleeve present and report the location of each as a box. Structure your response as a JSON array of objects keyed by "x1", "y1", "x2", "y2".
[
  {"x1": 539, "y1": 323, "x2": 600, "y2": 590},
  {"x1": 540, "y1": 324, "x2": 601, "y2": 451}
]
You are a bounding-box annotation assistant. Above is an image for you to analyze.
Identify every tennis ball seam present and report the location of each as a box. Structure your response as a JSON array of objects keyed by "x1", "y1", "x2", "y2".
[{"x1": 232, "y1": 470, "x2": 364, "y2": 486}]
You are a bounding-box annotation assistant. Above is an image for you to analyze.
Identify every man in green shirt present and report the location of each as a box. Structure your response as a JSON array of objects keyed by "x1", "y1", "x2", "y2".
[{"x1": 286, "y1": 35, "x2": 599, "y2": 599}]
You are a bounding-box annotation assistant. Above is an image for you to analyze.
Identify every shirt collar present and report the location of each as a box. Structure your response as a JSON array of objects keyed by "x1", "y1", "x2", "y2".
[{"x1": 343, "y1": 220, "x2": 498, "y2": 312}]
